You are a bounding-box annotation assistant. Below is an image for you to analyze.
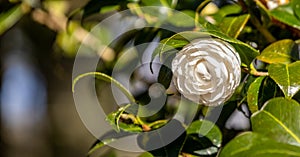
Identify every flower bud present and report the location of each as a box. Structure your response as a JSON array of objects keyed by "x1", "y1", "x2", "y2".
[{"x1": 171, "y1": 38, "x2": 241, "y2": 106}]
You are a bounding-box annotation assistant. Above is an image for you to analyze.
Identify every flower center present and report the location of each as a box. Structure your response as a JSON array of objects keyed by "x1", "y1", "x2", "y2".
[{"x1": 195, "y1": 62, "x2": 211, "y2": 81}]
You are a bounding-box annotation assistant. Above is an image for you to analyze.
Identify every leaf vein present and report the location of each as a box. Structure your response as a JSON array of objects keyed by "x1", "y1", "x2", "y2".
[{"x1": 262, "y1": 110, "x2": 300, "y2": 144}]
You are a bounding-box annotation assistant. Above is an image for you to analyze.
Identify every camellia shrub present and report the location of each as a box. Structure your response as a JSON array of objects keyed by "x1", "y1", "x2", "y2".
[{"x1": 2, "y1": 0, "x2": 300, "y2": 156}]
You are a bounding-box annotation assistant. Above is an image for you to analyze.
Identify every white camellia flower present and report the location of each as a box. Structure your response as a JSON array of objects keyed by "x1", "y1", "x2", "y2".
[{"x1": 171, "y1": 38, "x2": 241, "y2": 106}]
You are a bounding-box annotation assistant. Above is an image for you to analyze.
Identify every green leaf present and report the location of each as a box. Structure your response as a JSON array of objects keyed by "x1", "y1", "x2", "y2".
[
  {"x1": 187, "y1": 120, "x2": 222, "y2": 147},
  {"x1": 106, "y1": 104, "x2": 131, "y2": 131},
  {"x1": 251, "y1": 97, "x2": 300, "y2": 145},
  {"x1": 268, "y1": 61, "x2": 300, "y2": 98},
  {"x1": 270, "y1": 4, "x2": 300, "y2": 30},
  {"x1": 247, "y1": 76, "x2": 266, "y2": 113},
  {"x1": 0, "y1": 4, "x2": 25, "y2": 35},
  {"x1": 106, "y1": 104, "x2": 143, "y2": 132},
  {"x1": 219, "y1": 132, "x2": 300, "y2": 157},
  {"x1": 140, "y1": 0, "x2": 164, "y2": 6},
  {"x1": 259, "y1": 77, "x2": 278, "y2": 108},
  {"x1": 167, "y1": 10, "x2": 195, "y2": 27},
  {"x1": 219, "y1": 14, "x2": 250, "y2": 38},
  {"x1": 88, "y1": 138, "x2": 116, "y2": 156},
  {"x1": 184, "y1": 120, "x2": 222, "y2": 156},
  {"x1": 292, "y1": 0, "x2": 300, "y2": 20},
  {"x1": 257, "y1": 39, "x2": 295, "y2": 64}
]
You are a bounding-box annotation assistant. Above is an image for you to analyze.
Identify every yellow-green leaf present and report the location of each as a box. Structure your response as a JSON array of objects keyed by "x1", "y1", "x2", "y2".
[
  {"x1": 219, "y1": 14, "x2": 250, "y2": 38},
  {"x1": 268, "y1": 61, "x2": 300, "y2": 98},
  {"x1": 219, "y1": 132, "x2": 300, "y2": 157},
  {"x1": 270, "y1": 4, "x2": 300, "y2": 30},
  {"x1": 0, "y1": 4, "x2": 25, "y2": 35},
  {"x1": 251, "y1": 97, "x2": 300, "y2": 146},
  {"x1": 257, "y1": 39, "x2": 295, "y2": 64},
  {"x1": 247, "y1": 76, "x2": 265, "y2": 113}
]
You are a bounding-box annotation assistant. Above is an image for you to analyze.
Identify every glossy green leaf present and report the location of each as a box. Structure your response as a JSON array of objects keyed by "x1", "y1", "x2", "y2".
[
  {"x1": 268, "y1": 61, "x2": 300, "y2": 98},
  {"x1": 219, "y1": 14, "x2": 250, "y2": 38},
  {"x1": 270, "y1": 4, "x2": 300, "y2": 30},
  {"x1": 291, "y1": 0, "x2": 300, "y2": 20},
  {"x1": 184, "y1": 120, "x2": 222, "y2": 156},
  {"x1": 247, "y1": 76, "x2": 266, "y2": 113},
  {"x1": 187, "y1": 120, "x2": 222, "y2": 148},
  {"x1": 0, "y1": 4, "x2": 25, "y2": 35},
  {"x1": 219, "y1": 132, "x2": 300, "y2": 157},
  {"x1": 251, "y1": 97, "x2": 300, "y2": 145},
  {"x1": 257, "y1": 39, "x2": 295, "y2": 64}
]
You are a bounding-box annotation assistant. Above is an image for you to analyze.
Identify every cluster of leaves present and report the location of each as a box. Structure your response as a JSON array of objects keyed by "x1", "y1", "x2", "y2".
[
  {"x1": 2, "y1": 0, "x2": 300, "y2": 156},
  {"x1": 72, "y1": 0, "x2": 300, "y2": 156}
]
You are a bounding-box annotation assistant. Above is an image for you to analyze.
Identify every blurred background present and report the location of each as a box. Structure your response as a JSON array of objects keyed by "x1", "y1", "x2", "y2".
[{"x1": 0, "y1": 0, "x2": 98, "y2": 157}]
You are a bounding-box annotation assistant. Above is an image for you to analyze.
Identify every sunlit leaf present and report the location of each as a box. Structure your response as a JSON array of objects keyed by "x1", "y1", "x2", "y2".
[
  {"x1": 219, "y1": 132, "x2": 300, "y2": 157},
  {"x1": 252, "y1": 97, "x2": 300, "y2": 146},
  {"x1": 247, "y1": 76, "x2": 266, "y2": 113},
  {"x1": 219, "y1": 14, "x2": 250, "y2": 38},
  {"x1": 270, "y1": 4, "x2": 300, "y2": 30},
  {"x1": 0, "y1": 4, "x2": 25, "y2": 35},
  {"x1": 268, "y1": 61, "x2": 300, "y2": 98},
  {"x1": 257, "y1": 39, "x2": 296, "y2": 64}
]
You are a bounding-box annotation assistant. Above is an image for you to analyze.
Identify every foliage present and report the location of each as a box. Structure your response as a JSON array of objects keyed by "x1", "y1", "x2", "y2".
[{"x1": 2, "y1": 0, "x2": 300, "y2": 156}]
